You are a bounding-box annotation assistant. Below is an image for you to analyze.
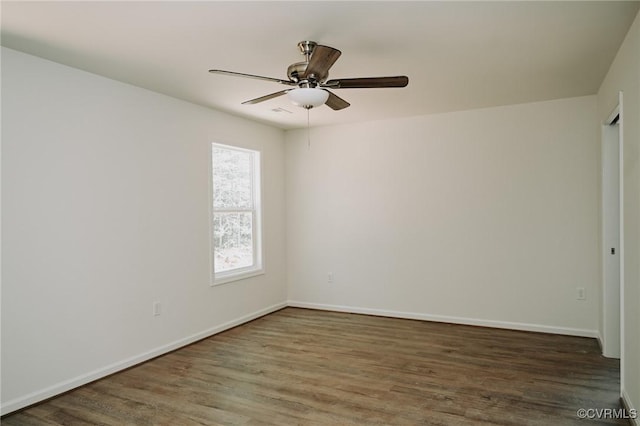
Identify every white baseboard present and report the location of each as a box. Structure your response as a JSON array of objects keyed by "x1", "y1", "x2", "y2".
[
  {"x1": 596, "y1": 332, "x2": 604, "y2": 353},
  {"x1": 287, "y1": 300, "x2": 599, "y2": 338},
  {"x1": 0, "y1": 302, "x2": 286, "y2": 416},
  {"x1": 621, "y1": 389, "x2": 639, "y2": 426}
]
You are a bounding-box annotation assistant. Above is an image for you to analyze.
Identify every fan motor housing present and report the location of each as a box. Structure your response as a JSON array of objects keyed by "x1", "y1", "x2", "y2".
[
  {"x1": 287, "y1": 62, "x2": 307, "y2": 82},
  {"x1": 287, "y1": 62, "x2": 328, "y2": 85}
]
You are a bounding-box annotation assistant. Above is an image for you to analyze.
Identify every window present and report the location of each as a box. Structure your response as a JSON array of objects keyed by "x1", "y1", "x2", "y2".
[{"x1": 211, "y1": 143, "x2": 262, "y2": 284}]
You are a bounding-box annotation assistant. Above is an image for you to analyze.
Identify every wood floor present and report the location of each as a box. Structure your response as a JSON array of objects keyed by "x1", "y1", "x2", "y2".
[{"x1": 3, "y1": 308, "x2": 626, "y2": 425}]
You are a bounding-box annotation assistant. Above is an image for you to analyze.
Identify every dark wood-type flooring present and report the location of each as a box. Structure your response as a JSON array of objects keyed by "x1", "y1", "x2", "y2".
[{"x1": 3, "y1": 307, "x2": 626, "y2": 425}]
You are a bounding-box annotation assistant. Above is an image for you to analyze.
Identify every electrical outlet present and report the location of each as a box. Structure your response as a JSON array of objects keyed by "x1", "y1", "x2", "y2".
[
  {"x1": 576, "y1": 288, "x2": 586, "y2": 300},
  {"x1": 328, "y1": 272, "x2": 334, "y2": 283},
  {"x1": 153, "y1": 301, "x2": 161, "y2": 316}
]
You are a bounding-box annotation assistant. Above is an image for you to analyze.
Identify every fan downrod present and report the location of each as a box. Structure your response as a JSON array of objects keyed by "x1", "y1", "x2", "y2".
[{"x1": 297, "y1": 41, "x2": 317, "y2": 60}]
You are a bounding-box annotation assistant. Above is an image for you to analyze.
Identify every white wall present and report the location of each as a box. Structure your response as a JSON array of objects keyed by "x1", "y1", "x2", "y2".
[
  {"x1": 286, "y1": 96, "x2": 600, "y2": 336},
  {"x1": 598, "y1": 9, "x2": 640, "y2": 421},
  {"x1": 1, "y1": 47, "x2": 287, "y2": 414}
]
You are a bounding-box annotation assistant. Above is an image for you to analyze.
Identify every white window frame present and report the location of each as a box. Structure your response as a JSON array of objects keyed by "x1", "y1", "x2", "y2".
[{"x1": 211, "y1": 143, "x2": 263, "y2": 286}]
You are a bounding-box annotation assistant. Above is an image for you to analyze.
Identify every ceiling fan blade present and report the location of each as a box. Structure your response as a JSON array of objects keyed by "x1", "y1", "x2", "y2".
[
  {"x1": 209, "y1": 69, "x2": 296, "y2": 86},
  {"x1": 324, "y1": 76, "x2": 409, "y2": 89},
  {"x1": 302, "y1": 45, "x2": 342, "y2": 81},
  {"x1": 325, "y1": 90, "x2": 350, "y2": 110},
  {"x1": 242, "y1": 90, "x2": 290, "y2": 105}
]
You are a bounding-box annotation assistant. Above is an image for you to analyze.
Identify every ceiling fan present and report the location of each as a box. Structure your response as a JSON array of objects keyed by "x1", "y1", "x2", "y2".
[{"x1": 209, "y1": 41, "x2": 409, "y2": 110}]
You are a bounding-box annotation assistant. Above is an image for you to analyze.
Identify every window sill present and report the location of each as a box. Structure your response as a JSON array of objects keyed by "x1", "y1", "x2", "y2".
[{"x1": 211, "y1": 268, "x2": 265, "y2": 287}]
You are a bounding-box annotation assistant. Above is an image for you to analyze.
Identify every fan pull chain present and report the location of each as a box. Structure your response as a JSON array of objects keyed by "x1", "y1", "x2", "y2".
[{"x1": 307, "y1": 107, "x2": 311, "y2": 149}]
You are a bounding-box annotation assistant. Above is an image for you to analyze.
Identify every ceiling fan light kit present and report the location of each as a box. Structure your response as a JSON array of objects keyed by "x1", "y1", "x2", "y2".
[
  {"x1": 287, "y1": 88, "x2": 329, "y2": 109},
  {"x1": 209, "y1": 41, "x2": 409, "y2": 111}
]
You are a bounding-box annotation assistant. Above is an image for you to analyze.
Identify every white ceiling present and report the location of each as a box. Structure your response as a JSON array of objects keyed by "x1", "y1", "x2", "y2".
[{"x1": 2, "y1": 1, "x2": 638, "y2": 130}]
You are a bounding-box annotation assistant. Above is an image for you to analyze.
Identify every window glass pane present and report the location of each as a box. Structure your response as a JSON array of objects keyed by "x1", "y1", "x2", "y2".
[
  {"x1": 213, "y1": 212, "x2": 254, "y2": 273},
  {"x1": 212, "y1": 147, "x2": 252, "y2": 210},
  {"x1": 211, "y1": 143, "x2": 262, "y2": 282}
]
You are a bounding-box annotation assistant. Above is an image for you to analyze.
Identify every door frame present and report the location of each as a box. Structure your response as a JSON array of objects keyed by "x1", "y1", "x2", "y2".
[{"x1": 601, "y1": 104, "x2": 621, "y2": 359}]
